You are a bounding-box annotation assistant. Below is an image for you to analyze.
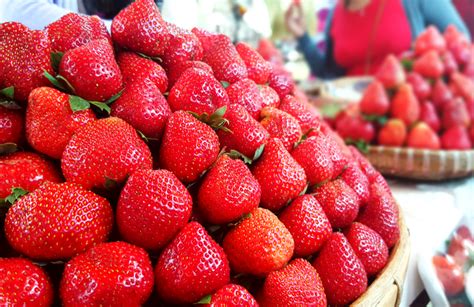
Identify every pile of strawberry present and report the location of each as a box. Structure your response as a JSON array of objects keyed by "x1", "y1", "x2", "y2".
[
  {"x1": 0, "y1": 0, "x2": 400, "y2": 305},
  {"x1": 333, "y1": 26, "x2": 474, "y2": 151}
]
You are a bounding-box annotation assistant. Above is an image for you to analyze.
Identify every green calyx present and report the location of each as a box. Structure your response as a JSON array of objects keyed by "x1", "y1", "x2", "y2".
[
  {"x1": 0, "y1": 143, "x2": 18, "y2": 155},
  {"x1": 0, "y1": 86, "x2": 14, "y2": 100},
  {"x1": 3, "y1": 187, "x2": 28, "y2": 205},
  {"x1": 189, "y1": 106, "x2": 231, "y2": 133},
  {"x1": 194, "y1": 294, "x2": 212, "y2": 304}
]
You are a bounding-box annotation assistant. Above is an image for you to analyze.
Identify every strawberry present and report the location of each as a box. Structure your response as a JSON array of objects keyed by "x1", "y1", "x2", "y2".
[
  {"x1": 168, "y1": 67, "x2": 229, "y2": 114},
  {"x1": 191, "y1": 27, "x2": 217, "y2": 54},
  {"x1": 268, "y1": 68, "x2": 295, "y2": 98},
  {"x1": 257, "y1": 38, "x2": 284, "y2": 65},
  {"x1": 450, "y1": 40, "x2": 471, "y2": 67},
  {"x1": 341, "y1": 162, "x2": 370, "y2": 205},
  {"x1": 0, "y1": 151, "x2": 62, "y2": 198},
  {"x1": 414, "y1": 25, "x2": 446, "y2": 55},
  {"x1": 442, "y1": 97, "x2": 470, "y2": 129},
  {"x1": 406, "y1": 72, "x2": 431, "y2": 101},
  {"x1": 413, "y1": 50, "x2": 444, "y2": 79},
  {"x1": 335, "y1": 110, "x2": 375, "y2": 143},
  {"x1": 217, "y1": 104, "x2": 269, "y2": 158},
  {"x1": 117, "y1": 169, "x2": 192, "y2": 251},
  {"x1": 159, "y1": 111, "x2": 220, "y2": 183},
  {"x1": 155, "y1": 222, "x2": 230, "y2": 303},
  {"x1": 444, "y1": 25, "x2": 469, "y2": 50},
  {"x1": 0, "y1": 258, "x2": 53, "y2": 306},
  {"x1": 470, "y1": 124, "x2": 474, "y2": 145},
  {"x1": 223, "y1": 208, "x2": 294, "y2": 276},
  {"x1": 0, "y1": 22, "x2": 53, "y2": 102},
  {"x1": 45, "y1": 13, "x2": 111, "y2": 52},
  {"x1": 166, "y1": 60, "x2": 213, "y2": 89},
  {"x1": 260, "y1": 107, "x2": 302, "y2": 151},
  {"x1": 432, "y1": 255, "x2": 465, "y2": 296},
  {"x1": 311, "y1": 128, "x2": 350, "y2": 177},
  {"x1": 451, "y1": 72, "x2": 474, "y2": 102},
  {"x1": 5, "y1": 182, "x2": 112, "y2": 260},
  {"x1": 162, "y1": 23, "x2": 203, "y2": 67},
  {"x1": 279, "y1": 95, "x2": 320, "y2": 133},
  {"x1": 112, "y1": 0, "x2": 170, "y2": 57},
  {"x1": 198, "y1": 155, "x2": 261, "y2": 224},
  {"x1": 374, "y1": 54, "x2": 405, "y2": 89},
  {"x1": 0, "y1": 105, "x2": 23, "y2": 145},
  {"x1": 314, "y1": 178, "x2": 360, "y2": 228},
  {"x1": 279, "y1": 195, "x2": 332, "y2": 256},
  {"x1": 349, "y1": 146, "x2": 378, "y2": 181},
  {"x1": 431, "y1": 78, "x2": 453, "y2": 111},
  {"x1": 203, "y1": 34, "x2": 248, "y2": 83},
  {"x1": 441, "y1": 126, "x2": 472, "y2": 150},
  {"x1": 377, "y1": 118, "x2": 407, "y2": 147},
  {"x1": 259, "y1": 84, "x2": 280, "y2": 108},
  {"x1": 260, "y1": 258, "x2": 327, "y2": 307},
  {"x1": 357, "y1": 183, "x2": 400, "y2": 248},
  {"x1": 420, "y1": 101, "x2": 441, "y2": 132},
  {"x1": 360, "y1": 80, "x2": 390, "y2": 116},
  {"x1": 236, "y1": 42, "x2": 272, "y2": 84},
  {"x1": 205, "y1": 284, "x2": 258, "y2": 307},
  {"x1": 62, "y1": 117, "x2": 152, "y2": 190},
  {"x1": 26, "y1": 87, "x2": 96, "y2": 159},
  {"x1": 117, "y1": 52, "x2": 168, "y2": 93},
  {"x1": 406, "y1": 122, "x2": 441, "y2": 150},
  {"x1": 59, "y1": 39, "x2": 123, "y2": 102},
  {"x1": 313, "y1": 232, "x2": 368, "y2": 305},
  {"x1": 226, "y1": 78, "x2": 264, "y2": 119},
  {"x1": 251, "y1": 138, "x2": 307, "y2": 211},
  {"x1": 390, "y1": 83, "x2": 420, "y2": 126},
  {"x1": 61, "y1": 241, "x2": 154, "y2": 306},
  {"x1": 345, "y1": 222, "x2": 389, "y2": 276},
  {"x1": 442, "y1": 51, "x2": 459, "y2": 75},
  {"x1": 371, "y1": 171, "x2": 393, "y2": 196}
]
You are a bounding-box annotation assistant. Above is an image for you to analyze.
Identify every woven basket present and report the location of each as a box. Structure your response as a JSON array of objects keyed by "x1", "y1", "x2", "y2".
[
  {"x1": 352, "y1": 206, "x2": 411, "y2": 306},
  {"x1": 365, "y1": 146, "x2": 474, "y2": 181}
]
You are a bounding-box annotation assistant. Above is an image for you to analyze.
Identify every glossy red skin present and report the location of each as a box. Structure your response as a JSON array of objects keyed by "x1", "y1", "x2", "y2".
[
  {"x1": 0, "y1": 258, "x2": 53, "y2": 306},
  {"x1": 450, "y1": 41, "x2": 471, "y2": 67},
  {"x1": 268, "y1": 68, "x2": 295, "y2": 99},
  {"x1": 251, "y1": 138, "x2": 307, "y2": 211},
  {"x1": 117, "y1": 169, "x2": 192, "y2": 251},
  {"x1": 117, "y1": 52, "x2": 168, "y2": 93},
  {"x1": 414, "y1": 26, "x2": 446, "y2": 56},
  {"x1": 432, "y1": 255, "x2": 465, "y2": 296},
  {"x1": 259, "y1": 85, "x2": 280, "y2": 108},
  {"x1": 442, "y1": 51, "x2": 459, "y2": 76},
  {"x1": 45, "y1": 13, "x2": 111, "y2": 52},
  {"x1": 162, "y1": 22, "x2": 203, "y2": 67},
  {"x1": 206, "y1": 284, "x2": 258, "y2": 307},
  {"x1": 279, "y1": 195, "x2": 332, "y2": 257},
  {"x1": 360, "y1": 80, "x2": 390, "y2": 116},
  {"x1": 390, "y1": 83, "x2": 420, "y2": 126},
  {"x1": 62, "y1": 117, "x2": 152, "y2": 190},
  {"x1": 168, "y1": 67, "x2": 229, "y2": 115},
  {"x1": 166, "y1": 60, "x2": 213, "y2": 88},
  {"x1": 155, "y1": 222, "x2": 230, "y2": 304},
  {"x1": 447, "y1": 235, "x2": 471, "y2": 267},
  {"x1": 260, "y1": 107, "x2": 302, "y2": 151},
  {"x1": 371, "y1": 171, "x2": 393, "y2": 196},
  {"x1": 442, "y1": 97, "x2": 471, "y2": 129},
  {"x1": 0, "y1": 22, "x2": 53, "y2": 102},
  {"x1": 26, "y1": 87, "x2": 96, "y2": 159},
  {"x1": 345, "y1": 222, "x2": 389, "y2": 276},
  {"x1": 335, "y1": 112, "x2": 375, "y2": 143},
  {"x1": 0, "y1": 105, "x2": 23, "y2": 145},
  {"x1": 198, "y1": 155, "x2": 261, "y2": 224},
  {"x1": 279, "y1": 95, "x2": 320, "y2": 133},
  {"x1": 310, "y1": 128, "x2": 350, "y2": 177},
  {"x1": 441, "y1": 126, "x2": 472, "y2": 150},
  {"x1": 313, "y1": 232, "x2": 368, "y2": 306},
  {"x1": 374, "y1": 54, "x2": 405, "y2": 89},
  {"x1": 444, "y1": 25, "x2": 469, "y2": 50},
  {"x1": 257, "y1": 38, "x2": 284, "y2": 65},
  {"x1": 419, "y1": 101, "x2": 441, "y2": 132},
  {"x1": 341, "y1": 162, "x2": 370, "y2": 205},
  {"x1": 59, "y1": 39, "x2": 123, "y2": 102},
  {"x1": 260, "y1": 258, "x2": 327, "y2": 307},
  {"x1": 406, "y1": 72, "x2": 431, "y2": 101},
  {"x1": 61, "y1": 242, "x2": 154, "y2": 306},
  {"x1": 223, "y1": 208, "x2": 294, "y2": 276},
  {"x1": 5, "y1": 182, "x2": 112, "y2": 260},
  {"x1": 112, "y1": 0, "x2": 169, "y2": 56},
  {"x1": 466, "y1": 99, "x2": 474, "y2": 121},
  {"x1": 0, "y1": 151, "x2": 62, "y2": 198},
  {"x1": 236, "y1": 42, "x2": 272, "y2": 84},
  {"x1": 357, "y1": 182, "x2": 400, "y2": 248},
  {"x1": 451, "y1": 72, "x2": 474, "y2": 102},
  {"x1": 227, "y1": 78, "x2": 264, "y2": 119},
  {"x1": 413, "y1": 50, "x2": 445, "y2": 79},
  {"x1": 191, "y1": 27, "x2": 217, "y2": 54},
  {"x1": 470, "y1": 124, "x2": 474, "y2": 145},
  {"x1": 431, "y1": 79, "x2": 453, "y2": 112},
  {"x1": 349, "y1": 145, "x2": 378, "y2": 181},
  {"x1": 377, "y1": 118, "x2": 407, "y2": 147}
]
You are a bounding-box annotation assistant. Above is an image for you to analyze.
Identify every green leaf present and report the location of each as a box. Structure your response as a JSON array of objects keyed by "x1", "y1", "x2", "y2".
[
  {"x1": 299, "y1": 184, "x2": 309, "y2": 196},
  {"x1": 0, "y1": 143, "x2": 18, "y2": 155},
  {"x1": 0, "y1": 100, "x2": 21, "y2": 110},
  {"x1": 0, "y1": 86, "x2": 14, "y2": 99},
  {"x1": 137, "y1": 52, "x2": 163, "y2": 63},
  {"x1": 362, "y1": 114, "x2": 388, "y2": 126},
  {"x1": 228, "y1": 150, "x2": 252, "y2": 164},
  {"x1": 89, "y1": 101, "x2": 111, "y2": 114},
  {"x1": 50, "y1": 51, "x2": 64, "y2": 71},
  {"x1": 69, "y1": 95, "x2": 91, "y2": 112},
  {"x1": 5, "y1": 187, "x2": 28, "y2": 204},
  {"x1": 44, "y1": 70, "x2": 66, "y2": 91},
  {"x1": 345, "y1": 138, "x2": 369, "y2": 153},
  {"x1": 56, "y1": 75, "x2": 75, "y2": 93},
  {"x1": 252, "y1": 144, "x2": 265, "y2": 161},
  {"x1": 212, "y1": 105, "x2": 227, "y2": 118},
  {"x1": 221, "y1": 81, "x2": 230, "y2": 88},
  {"x1": 194, "y1": 294, "x2": 212, "y2": 304},
  {"x1": 320, "y1": 103, "x2": 342, "y2": 119},
  {"x1": 105, "y1": 89, "x2": 124, "y2": 104},
  {"x1": 104, "y1": 176, "x2": 118, "y2": 190},
  {"x1": 401, "y1": 58, "x2": 413, "y2": 71}
]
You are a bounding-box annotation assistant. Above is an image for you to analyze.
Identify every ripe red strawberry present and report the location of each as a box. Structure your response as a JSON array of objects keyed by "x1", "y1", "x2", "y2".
[
  {"x1": 442, "y1": 51, "x2": 459, "y2": 75},
  {"x1": 117, "y1": 52, "x2": 168, "y2": 93},
  {"x1": 442, "y1": 97, "x2": 470, "y2": 129},
  {"x1": 374, "y1": 54, "x2": 405, "y2": 89},
  {"x1": 413, "y1": 50, "x2": 444, "y2": 79},
  {"x1": 203, "y1": 34, "x2": 248, "y2": 83},
  {"x1": 279, "y1": 195, "x2": 332, "y2": 256},
  {"x1": 159, "y1": 111, "x2": 219, "y2": 183},
  {"x1": 198, "y1": 155, "x2": 261, "y2": 224},
  {"x1": 0, "y1": 22, "x2": 53, "y2": 102},
  {"x1": 155, "y1": 222, "x2": 230, "y2": 303},
  {"x1": 444, "y1": 25, "x2": 469, "y2": 50},
  {"x1": 349, "y1": 145, "x2": 378, "y2": 181},
  {"x1": 310, "y1": 128, "x2": 350, "y2": 177},
  {"x1": 191, "y1": 27, "x2": 217, "y2": 54},
  {"x1": 313, "y1": 232, "x2": 368, "y2": 305},
  {"x1": 0, "y1": 152, "x2": 62, "y2": 198},
  {"x1": 223, "y1": 208, "x2": 294, "y2": 276},
  {"x1": 449, "y1": 40, "x2": 471, "y2": 67},
  {"x1": 279, "y1": 95, "x2": 320, "y2": 133},
  {"x1": 217, "y1": 104, "x2": 269, "y2": 158},
  {"x1": 377, "y1": 118, "x2": 407, "y2": 147},
  {"x1": 260, "y1": 107, "x2": 302, "y2": 151},
  {"x1": 59, "y1": 39, "x2": 123, "y2": 102},
  {"x1": 335, "y1": 111, "x2": 375, "y2": 143},
  {"x1": 236, "y1": 42, "x2": 272, "y2": 84},
  {"x1": 251, "y1": 138, "x2": 307, "y2": 211},
  {"x1": 341, "y1": 162, "x2": 370, "y2": 205},
  {"x1": 61, "y1": 241, "x2": 154, "y2": 306},
  {"x1": 62, "y1": 117, "x2": 152, "y2": 190},
  {"x1": 205, "y1": 284, "x2": 258, "y2": 307},
  {"x1": 45, "y1": 13, "x2": 111, "y2": 52},
  {"x1": 5, "y1": 182, "x2": 112, "y2": 260},
  {"x1": 117, "y1": 169, "x2": 192, "y2": 250},
  {"x1": 162, "y1": 23, "x2": 203, "y2": 67},
  {"x1": 0, "y1": 105, "x2": 23, "y2": 145},
  {"x1": 470, "y1": 124, "x2": 474, "y2": 145},
  {"x1": 360, "y1": 80, "x2": 390, "y2": 116},
  {"x1": 166, "y1": 60, "x2": 213, "y2": 89},
  {"x1": 260, "y1": 258, "x2": 327, "y2": 307},
  {"x1": 406, "y1": 122, "x2": 441, "y2": 149},
  {"x1": 226, "y1": 78, "x2": 264, "y2": 119},
  {"x1": 390, "y1": 83, "x2": 420, "y2": 126},
  {"x1": 420, "y1": 101, "x2": 441, "y2": 132},
  {"x1": 414, "y1": 25, "x2": 446, "y2": 55},
  {"x1": 26, "y1": 87, "x2": 96, "y2": 159},
  {"x1": 0, "y1": 258, "x2": 53, "y2": 306},
  {"x1": 406, "y1": 72, "x2": 431, "y2": 101},
  {"x1": 257, "y1": 38, "x2": 284, "y2": 65},
  {"x1": 168, "y1": 67, "x2": 229, "y2": 114},
  {"x1": 431, "y1": 78, "x2": 453, "y2": 111},
  {"x1": 268, "y1": 68, "x2": 295, "y2": 98},
  {"x1": 357, "y1": 183, "x2": 400, "y2": 248},
  {"x1": 345, "y1": 222, "x2": 389, "y2": 276},
  {"x1": 314, "y1": 179, "x2": 360, "y2": 228},
  {"x1": 441, "y1": 126, "x2": 472, "y2": 150},
  {"x1": 259, "y1": 84, "x2": 280, "y2": 108},
  {"x1": 451, "y1": 72, "x2": 474, "y2": 102},
  {"x1": 371, "y1": 171, "x2": 393, "y2": 196},
  {"x1": 112, "y1": 0, "x2": 170, "y2": 56}
]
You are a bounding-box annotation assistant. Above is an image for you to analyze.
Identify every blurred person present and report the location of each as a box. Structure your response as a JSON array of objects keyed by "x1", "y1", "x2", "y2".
[{"x1": 285, "y1": 0, "x2": 470, "y2": 78}]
